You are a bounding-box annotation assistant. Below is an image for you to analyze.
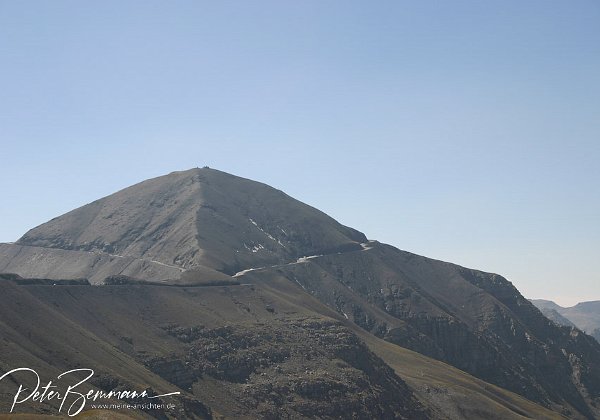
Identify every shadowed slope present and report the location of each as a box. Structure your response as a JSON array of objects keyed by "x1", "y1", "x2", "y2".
[
  {"x1": 0, "y1": 276, "x2": 565, "y2": 420},
  {"x1": 238, "y1": 242, "x2": 600, "y2": 418},
  {"x1": 0, "y1": 277, "x2": 427, "y2": 419}
]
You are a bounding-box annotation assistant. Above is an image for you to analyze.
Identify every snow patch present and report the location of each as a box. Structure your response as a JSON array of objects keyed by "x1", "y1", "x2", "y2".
[
  {"x1": 107, "y1": 253, "x2": 125, "y2": 259},
  {"x1": 296, "y1": 255, "x2": 322, "y2": 263},
  {"x1": 234, "y1": 267, "x2": 264, "y2": 277},
  {"x1": 249, "y1": 218, "x2": 284, "y2": 246},
  {"x1": 243, "y1": 243, "x2": 265, "y2": 253},
  {"x1": 294, "y1": 278, "x2": 306, "y2": 290}
]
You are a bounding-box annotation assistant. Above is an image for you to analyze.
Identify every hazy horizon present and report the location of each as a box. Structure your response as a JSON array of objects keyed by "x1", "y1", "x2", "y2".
[{"x1": 1, "y1": 1, "x2": 598, "y2": 306}]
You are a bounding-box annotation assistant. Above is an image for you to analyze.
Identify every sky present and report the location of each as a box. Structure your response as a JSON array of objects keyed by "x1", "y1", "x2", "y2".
[{"x1": 0, "y1": 1, "x2": 598, "y2": 306}]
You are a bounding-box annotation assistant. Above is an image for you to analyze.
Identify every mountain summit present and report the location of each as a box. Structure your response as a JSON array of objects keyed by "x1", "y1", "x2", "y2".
[{"x1": 6, "y1": 168, "x2": 365, "y2": 284}]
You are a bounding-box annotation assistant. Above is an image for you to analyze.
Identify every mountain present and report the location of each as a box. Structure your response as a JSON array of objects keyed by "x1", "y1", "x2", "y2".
[
  {"x1": 2, "y1": 169, "x2": 365, "y2": 285},
  {"x1": 532, "y1": 299, "x2": 600, "y2": 341},
  {"x1": 544, "y1": 308, "x2": 578, "y2": 329},
  {"x1": 563, "y1": 302, "x2": 600, "y2": 339},
  {"x1": 15, "y1": 168, "x2": 365, "y2": 280},
  {"x1": 261, "y1": 245, "x2": 600, "y2": 418},
  {"x1": 1, "y1": 167, "x2": 599, "y2": 419},
  {"x1": 532, "y1": 299, "x2": 565, "y2": 312}
]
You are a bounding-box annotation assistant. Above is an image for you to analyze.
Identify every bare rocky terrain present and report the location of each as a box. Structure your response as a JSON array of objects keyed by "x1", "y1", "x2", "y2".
[
  {"x1": 0, "y1": 274, "x2": 562, "y2": 419},
  {"x1": 0, "y1": 167, "x2": 598, "y2": 419}
]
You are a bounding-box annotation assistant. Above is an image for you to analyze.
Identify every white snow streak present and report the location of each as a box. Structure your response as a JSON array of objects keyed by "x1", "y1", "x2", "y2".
[
  {"x1": 294, "y1": 278, "x2": 306, "y2": 290},
  {"x1": 296, "y1": 255, "x2": 322, "y2": 263},
  {"x1": 249, "y1": 218, "x2": 285, "y2": 246},
  {"x1": 234, "y1": 267, "x2": 264, "y2": 277}
]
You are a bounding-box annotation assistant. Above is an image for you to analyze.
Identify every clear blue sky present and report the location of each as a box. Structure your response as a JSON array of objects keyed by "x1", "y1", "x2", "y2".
[{"x1": 1, "y1": 1, "x2": 598, "y2": 305}]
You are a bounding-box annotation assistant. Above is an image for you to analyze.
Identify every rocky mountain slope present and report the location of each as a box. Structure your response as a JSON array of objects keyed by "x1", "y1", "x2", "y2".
[
  {"x1": 1, "y1": 167, "x2": 598, "y2": 418},
  {"x1": 247, "y1": 244, "x2": 600, "y2": 418},
  {"x1": 0, "y1": 274, "x2": 561, "y2": 419},
  {"x1": 16, "y1": 168, "x2": 365, "y2": 277}
]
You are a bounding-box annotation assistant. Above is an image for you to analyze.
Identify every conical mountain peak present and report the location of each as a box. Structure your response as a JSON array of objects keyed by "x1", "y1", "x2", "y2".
[{"x1": 17, "y1": 168, "x2": 366, "y2": 277}]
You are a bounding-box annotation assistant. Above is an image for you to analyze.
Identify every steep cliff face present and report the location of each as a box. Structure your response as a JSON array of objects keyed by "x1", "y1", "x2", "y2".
[{"x1": 459, "y1": 268, "x2": 600, "y2": 416}]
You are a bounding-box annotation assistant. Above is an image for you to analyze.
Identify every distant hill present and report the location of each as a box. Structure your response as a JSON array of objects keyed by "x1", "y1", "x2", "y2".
[{"x1": 531, "y1": 299, "x2": 600, "y2": 341}]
